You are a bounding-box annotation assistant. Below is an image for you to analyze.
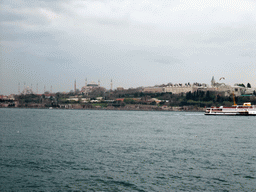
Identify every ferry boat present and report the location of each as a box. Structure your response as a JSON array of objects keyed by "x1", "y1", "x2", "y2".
[{"x1": 205, "y1": 102, "x2": 256, "y2": 116}]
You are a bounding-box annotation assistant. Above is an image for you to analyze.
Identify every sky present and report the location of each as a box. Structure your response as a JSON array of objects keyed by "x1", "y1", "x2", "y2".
[{"x1": 1, "y1": 0, "x2": 256, "y2": 95}]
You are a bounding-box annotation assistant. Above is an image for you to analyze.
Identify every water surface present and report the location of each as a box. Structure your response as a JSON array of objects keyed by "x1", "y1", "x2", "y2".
[{"x1": 0, "y1": 108, "x2": 255, "y2": 191}]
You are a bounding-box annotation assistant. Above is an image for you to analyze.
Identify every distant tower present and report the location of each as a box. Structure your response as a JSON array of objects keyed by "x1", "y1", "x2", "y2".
[
  {"x1": 50, "y1": 85, "x2": 52, "y2": 93},
  {"x1": 98, "y1": 80, "x2": 100, "y2": 86},
  {"x1": 211, "y1": 76, "x2": 215, "y2": 87},
  {"x1": 74, "y1": 79, "x2": 76, "y2": 94},
  {"x1": 18, "y1": 83, "x2": 20, "y2": 95},
  {"x1": 110, "y1": 79, "x2": 113, "y2": 91},
  {"x1": 31, "y1": 84, "x2": 33, "y2": 93},
  {"x1": 36, "y1": 83, "x2": 38, "y2": 94},
  {"x1": 85, "y1": 78, "x2": 87, "y2": 87}
]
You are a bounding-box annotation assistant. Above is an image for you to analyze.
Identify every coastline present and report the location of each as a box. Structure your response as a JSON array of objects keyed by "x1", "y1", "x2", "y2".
[{"x1": 0, "y1": 104, "x2": 205, "y2": 112}]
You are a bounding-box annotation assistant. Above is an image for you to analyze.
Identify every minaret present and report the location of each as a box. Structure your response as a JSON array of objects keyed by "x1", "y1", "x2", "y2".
[
  {"x1": 98, "y1": 80, "x2": 100, "y2": 86},
  {"x1": 85, "y1": 78, "x2": 87, "y2": 87},
  {"x1": 18, "y1": 83, "x2": 20, "y2": 95},
  {"x1": 110, "y1": 79, "x2": 113, "y2": 91},
  {"x1": 74, "y1": 79, "x2": 76, "y2": 94},
  {"x1": 31, "y1": 84, "x2": 33, "y2": 93},
  {"x1": 50, "y1": 85, "x2": 52, "y2": 93},
  {"x1": 211, "y1": 76, "x2": 215, "y2": 87},
  {"x1": 36, "y1": 83, "x2": 38, "y2": 94}
]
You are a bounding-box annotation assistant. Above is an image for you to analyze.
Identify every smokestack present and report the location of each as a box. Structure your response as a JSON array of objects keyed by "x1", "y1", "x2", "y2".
[{"x1": 110, "y1": 79, "x2": 113, "y2": 91}]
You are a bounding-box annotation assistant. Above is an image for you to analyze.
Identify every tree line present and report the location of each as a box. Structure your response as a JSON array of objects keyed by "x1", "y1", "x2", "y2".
[{"x1": 11, "y1": 89, "x2": 256, "y2": 108}]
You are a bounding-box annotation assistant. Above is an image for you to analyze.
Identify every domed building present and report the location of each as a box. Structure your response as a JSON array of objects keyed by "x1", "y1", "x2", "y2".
[
  {"x1": 81, "y1": 80, "x2": 105, "y2": 94},
  {"x1": 87, "y1": 81, "x2": 99, "y2": 87},
  {"x1": 21, "y1": 86, "x2": 34, "y2": 95}
]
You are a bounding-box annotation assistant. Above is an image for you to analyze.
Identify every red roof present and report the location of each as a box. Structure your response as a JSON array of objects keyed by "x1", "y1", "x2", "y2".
[{"x1": 116, "y1": 98, "x2": 125, "y2": 102}]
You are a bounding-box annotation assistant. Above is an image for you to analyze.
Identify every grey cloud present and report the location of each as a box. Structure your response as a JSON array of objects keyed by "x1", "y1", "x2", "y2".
[
  {"x1": 0, "y1": 12, "x2": 24, "y2": 23},
  {"x1": 1, "y1": 0, "x2": 256, "y2": 95}
]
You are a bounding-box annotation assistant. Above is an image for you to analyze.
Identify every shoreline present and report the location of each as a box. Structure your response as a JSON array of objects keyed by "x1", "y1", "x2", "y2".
[{"x1": 0, "y1": 105, "x2": 206, "y2": 112}]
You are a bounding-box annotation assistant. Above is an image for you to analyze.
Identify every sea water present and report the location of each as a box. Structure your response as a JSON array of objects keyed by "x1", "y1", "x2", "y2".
[{"x1": 0, "y1": 108, "x2": 255, "y2": 191}]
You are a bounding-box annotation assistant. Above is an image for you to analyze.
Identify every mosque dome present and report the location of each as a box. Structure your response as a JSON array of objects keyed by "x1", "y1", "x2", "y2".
[{"x1": 87, "y1": 81, "x2": 98, "y2": 87}]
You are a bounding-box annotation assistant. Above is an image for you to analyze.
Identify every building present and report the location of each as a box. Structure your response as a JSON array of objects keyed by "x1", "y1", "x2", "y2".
[
  {"x1": 164, "y1": 84, "x2": 194, "y2": 94},
  {"x1": 81, "y1": 80, "x2": 104, "y2": 94},
  {"x1": 210, "y1": 76, "x2": 256, "y2": 96},
  {"x1": 143, "y1": 87, "x2": 164, "y2": 93},
  {"x1": 116, "y1": 87, "x2": 124, "y2": 91},
  {"x1": 21, "y1": 86, "x2": 33, "y2": 95}
]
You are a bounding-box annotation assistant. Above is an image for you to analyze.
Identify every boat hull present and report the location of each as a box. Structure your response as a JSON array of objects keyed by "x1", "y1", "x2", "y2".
[
  {"x1": 205, "y1": 112, "x2": 256, "y2": 116},
  {"x1": 205, "y1": 103, "x2": 256, "y2": 116}
]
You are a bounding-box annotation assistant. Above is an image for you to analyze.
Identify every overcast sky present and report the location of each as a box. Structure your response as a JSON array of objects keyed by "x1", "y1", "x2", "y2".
[{"x1": 1, "y1": 0, "x2": 256, "y2": 95}]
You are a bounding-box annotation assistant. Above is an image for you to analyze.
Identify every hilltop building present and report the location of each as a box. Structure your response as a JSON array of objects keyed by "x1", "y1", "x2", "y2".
[
  {"x1": 21, "y1": 86, "x2": 33, "y2": 95},
  {"x1": 81, "y1": 80, "x2": 105, "y2": 94},
  {"x1": 142, "y1": 76, "x2": 255, "y2": 96},
  {"x1": 143, "y1": 83, "x2": 208, "y2": 94},
  {"x1": 164, "y1": 83, "x2": 195, "y2": 94},
  {"x1": 210, "y1": 76, "x2": 255, "y2": 96},
  {"x1": 116, "y1": 87, "x2": 125, "y2": 91},
  {"x1": 143, "y1": 87, "x2": 164, "y2": 93}
]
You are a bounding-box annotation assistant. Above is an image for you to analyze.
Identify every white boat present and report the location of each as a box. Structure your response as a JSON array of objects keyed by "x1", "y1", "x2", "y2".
[{"x1": 205, "y1": 102, "x2": 256, "y2": 116}]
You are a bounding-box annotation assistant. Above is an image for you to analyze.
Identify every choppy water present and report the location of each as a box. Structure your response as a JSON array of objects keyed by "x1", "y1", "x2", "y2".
[{"x1": 0, "y1": 108, "x2": 255, "y2": 191}]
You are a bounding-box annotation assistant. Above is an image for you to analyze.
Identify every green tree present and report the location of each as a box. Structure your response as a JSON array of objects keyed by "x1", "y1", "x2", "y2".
[
  {"x1": 237, "y1": 83, "x2": 245, "y2": 87},
  {"x1": 186, "y1": 91, "x2": 192, "y2": 100},
  {"x1": 205, "y1": 91, "x2": 211, "y2": 101},
  {"x1": 123, "y1": 98, "x2": 135, "y2": 104}
]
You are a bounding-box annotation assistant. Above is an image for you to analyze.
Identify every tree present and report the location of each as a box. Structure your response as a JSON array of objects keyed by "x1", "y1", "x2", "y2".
[
  {"x1": 124, "y1": 98, "x2": 135, "y2": 104},
  {"x1": 237, "y1": 83, "x2": 245, "y2": 87},
  {"x1": 205, "y1": 91, "x2": 211, "y2": 101},
  {"x1": 216, "y1": 94, "x2": 222, "y2": 102},
  {"x1": 247, "y1": 83, "x2": 251, "y2": 88},
  {"x1": 186, "y1": 91, "x2": 192, "y2": 100}
]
